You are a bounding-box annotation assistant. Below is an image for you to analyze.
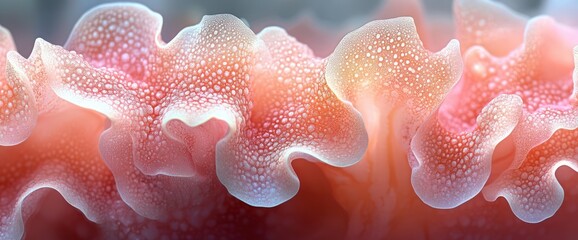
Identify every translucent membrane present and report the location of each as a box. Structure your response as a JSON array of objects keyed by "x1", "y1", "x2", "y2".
[{"x1": 2, "y1": 0, "x2": 578, "y2": 239}]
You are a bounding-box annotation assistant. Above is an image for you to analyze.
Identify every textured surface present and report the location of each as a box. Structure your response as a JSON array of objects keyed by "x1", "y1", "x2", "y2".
[
  {"x1": 410, "y1": 95, "x2": 522, "y2": 208},
  {"x1": 326, "y1": 17, "x2": 462, "y2": 143},
  {"x1": 0, "y1": 26, "x2": 35, "y2": 146},
  {"x1": 217, "y1": 27, "x2": 367, "y2": 206},
  {"x1": 39, "y1": 3, "x2": 367, "y2": 208},
  {"x1": 2, "y1": 0, "x2": 578, "y2": 239},
  {"x1": 42, "y1": 4, "x2": 258, "y2": 177}
]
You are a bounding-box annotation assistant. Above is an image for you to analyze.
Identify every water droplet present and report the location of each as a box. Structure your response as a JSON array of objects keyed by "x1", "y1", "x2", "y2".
[
  {"x1": 121, "y1": 53, "x2": 130, "y2": 62},
  {"x1": 307, "y1": 125, "x2": 315, "y2": 132}
]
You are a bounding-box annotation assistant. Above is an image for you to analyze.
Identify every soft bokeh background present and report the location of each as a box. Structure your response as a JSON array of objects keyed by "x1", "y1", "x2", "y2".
[
  {"x1": 0, "y1": 0, "x2": 574, "y2": 239},
  {"x1": 0, "y1": 0, "x2": 546, "y2": 56}
]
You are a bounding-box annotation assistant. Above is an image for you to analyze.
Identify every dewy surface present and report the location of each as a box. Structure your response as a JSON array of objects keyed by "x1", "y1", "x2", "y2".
[{"x1": 1, "y1": 0, "x2": 578, "y2": 239}]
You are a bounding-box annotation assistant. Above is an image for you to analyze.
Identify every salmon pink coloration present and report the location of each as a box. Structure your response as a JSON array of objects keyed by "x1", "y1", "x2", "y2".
[{"x1": 2, "y1": 0, "x2": 578, "y2": 239}]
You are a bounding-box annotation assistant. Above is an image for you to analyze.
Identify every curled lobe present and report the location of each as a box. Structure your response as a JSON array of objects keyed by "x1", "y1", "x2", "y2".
[
  {"x1": 4, "y1": 1, "x2": 578, "y2": 238},
  {"x1": 216, "y1": 27, "x2": 368, "y2": 207},
  {"x1": 40, "y1": 3, "x2": 368, "y2": 208},
  {"x1": 326, "y1": 17, "x2": 462, "y2": 144}
]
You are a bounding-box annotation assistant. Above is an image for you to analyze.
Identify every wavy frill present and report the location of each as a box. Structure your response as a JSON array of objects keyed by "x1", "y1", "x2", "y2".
[{"x1": 2, "y1": 0, "x2": 578, "y2": 239}]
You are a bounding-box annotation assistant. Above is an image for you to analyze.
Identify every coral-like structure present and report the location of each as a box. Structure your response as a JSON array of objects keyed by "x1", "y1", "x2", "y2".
[{"x1": 2, "y1": 0, "x2": 578, "y2": 239}]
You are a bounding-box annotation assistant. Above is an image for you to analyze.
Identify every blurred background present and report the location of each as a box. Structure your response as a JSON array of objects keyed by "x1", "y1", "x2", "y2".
[
  {"x1": 0, "y1": 1, "x2": 575, "y2": 239},
  {"x1": 0, "y1": 0, "x2": 553, "y2": 56}
]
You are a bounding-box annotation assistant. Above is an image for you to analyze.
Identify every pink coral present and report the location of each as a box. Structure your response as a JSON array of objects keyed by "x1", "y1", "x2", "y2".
[{"x1": 2, "y1": 0, "x2": 578, "y2": 239}]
